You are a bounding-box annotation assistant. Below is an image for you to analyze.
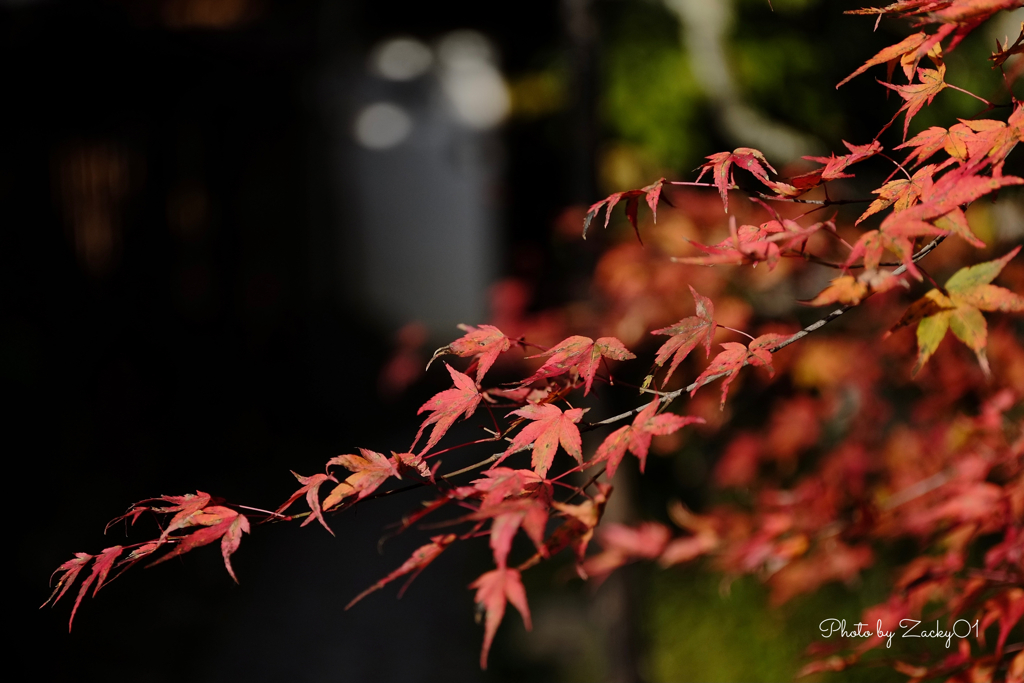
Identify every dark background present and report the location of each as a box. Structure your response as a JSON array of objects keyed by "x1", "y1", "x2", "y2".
[{"x1": 4, "y1": 1, "x2": 576, "y2": 681}]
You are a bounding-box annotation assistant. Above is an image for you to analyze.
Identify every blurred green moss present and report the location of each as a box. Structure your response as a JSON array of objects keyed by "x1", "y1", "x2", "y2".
[
  {"x1": 600, "y1": 1, "x2": 705, "y2": 176},
  {"x1": 644, "y1": 565, "x2": 905, "y2": 683}
]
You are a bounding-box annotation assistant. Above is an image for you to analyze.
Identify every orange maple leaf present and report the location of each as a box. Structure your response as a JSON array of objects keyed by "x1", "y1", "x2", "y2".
[
  {"x1": 322, "y1": 448, "x2": 403, "y2": 511},
  {"x1": 881, "y1": 65, "x2": 947, "y2": 140}
]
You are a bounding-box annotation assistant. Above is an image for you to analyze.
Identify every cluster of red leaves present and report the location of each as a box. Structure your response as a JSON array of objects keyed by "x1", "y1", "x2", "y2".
[
  {"x1": 43, "y1": 492, "x2": 250, "y2": 630},
  {"x1": 47, "y1": 2, "x2": 1024, "y2": 677}
]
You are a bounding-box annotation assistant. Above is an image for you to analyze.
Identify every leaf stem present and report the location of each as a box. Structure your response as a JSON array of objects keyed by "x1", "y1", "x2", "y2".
[
  {"x1": 717, "y1": 324, "x2": 755, "y2": 342},
  {"x1": 946, "y1": 82, "x2": 992, "y2": 106},
  {"x1": 668, "y1": 180, "x2": 869, "y2": 205}
]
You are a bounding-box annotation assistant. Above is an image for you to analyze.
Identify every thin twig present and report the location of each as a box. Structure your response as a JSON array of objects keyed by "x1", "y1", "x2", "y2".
[
  {"x1": 235, "y1": 504, "x2": 290, "y2": 520},
  {"x1": 718, "y1": 324, "x2": 755, "y2": 341},
  {"x1": 584, "y1": 235, "x2": 946, "y2": 431},
  {"x1": 755, "y1": 192, "x2": 867, "y2": 206},
  {"x1": 879, "y1": 152, "x2": 912, "y2": 181},
  {"x1": 946, "y1": 82, "x2": 992, "y2": 106},
  {"x1": 880, "y1": 469, "x2": 951, "y2": 511},
  {"x1": 800, "y1": 252, "x2": 901, "y2": 269},
  {"x1": 668, "y1": 180, "x2": 870, "y2": 205}
]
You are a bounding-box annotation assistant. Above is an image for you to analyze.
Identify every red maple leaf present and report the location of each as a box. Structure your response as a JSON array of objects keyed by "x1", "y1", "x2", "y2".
[
  {"x1": 391, "y1": 451, "x2": 432, "y2": 479},
  {"x1": 520, "y1": 335, "x2": 635, "y2": 395},
  {"x1": 928, "y1": 0, "x2": 1024, "y2": 25},
  {"x1": 543, "y1": 483, "x2": 611, "y2": 578},
  {"x1": 346, "y1": 534, "x2": 457, "y2": 609},
  {"x1": 41, "y1": 553, "x2": 92, "y2": 612},
  {"x1": 937, "y1": 106, "x2": 1024, "y2": 170},
  {"x1": 581, "y1": 522, "x2": 672, "y2": 584},
  {"x1": 72, "y1": 546, "x2": 122, "y2": 629},
  {"x1": 909, "y1": 164, "x2": 1024, "y2": 220},
  {"x1": 474, "y1": 495, "x2": 550, "y2": 568},
  {"x1": 592, "y1": 397, "x2": 704, "y2": 478},
  {"x1": 991, "y1": 21, "x2": 1024, "y2": 66},
  {"x1": 857, "y1": 217, "x2": 950, "y2": 277},
  {"x1": 852, "y1": 166, "x2": 1024, "y2": 275},
  {"x1": 894, "y1": 112, "x2": 1024, "y2": 173},
  {"x1": 696, "y1": 147, "x2": 778, "y2": 212},
  {"x1": 217, "y1": 515, "x2": 250, "y2": 582},
  {"x1": 412, "y1": 363, "x2": 482, "y2": 454},
  {"x1": 980, "y1": 588, "x2": 1024, "y2": 655},
  {"x1": 659, "y1": 533, "x2": 719, "y2": 567},
  {"x1": 897, "y1": 126, "x2": 963, "y2": 167},
  {"x1": 322, "y1": 448, "x2": 402, "y2": 511},
  {"x1": 651, "y1": 285, "x2": 717, "y2": 381},
  {"x1": 790, "y1": 140, "x2": 883, "y2": 190},
  {"x1": 468, "y1": 467, "x2": 546, "y2": 508},
  {"x1": 470, "y1": 567, "x2": 531, "y2": 669},
  {"x1": 691, "y1": 333, "x2": 789, "y2": 408},
  {"x1": 104, "y1": 505, "x2": 150, "y2": 533},
  {"x1": 881, "y1": 65, "x2": 947, "y2": 140},
  {"x1": 675, "y1": 217, "x2": 827, "y2": 270},
  {"x1": 275, "y1": 472, "x2": 338, "y2": 534},
  {"x1": 149, "y1": 506, "x2": 250, "y2": 582},
  {"x1": 429, "y1": 324, "x2": 512, "y2": 383},
  {"x1": 153, "y1": 491, "x2": 213, "y2": 542},
  {"x1": 583, "y1": 177, "x2": 666, "y2": 243},
  {"x1": 600, "y1": 523, "x2": 672, "y2": 559},
  {"x1": 43, "y1": 545, "x2": 125, "y2": 631},
  {"x1": 847, "y1": 0, "x2": 1022, "y2": 50},
  {"x1": 503, "y1": 403, "x2": 587, "y2": 478}
]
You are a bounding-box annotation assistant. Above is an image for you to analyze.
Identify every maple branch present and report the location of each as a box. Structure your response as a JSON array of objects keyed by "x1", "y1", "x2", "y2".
[
  {"x1": 879, "y1": 468, "x2": 951, "y2": 511},
  {"x1": 594, "y1": 372, "x2": 674, "y2": 395},
  {"x1": 668, "y1": 180, "x2": 870, "y2": 205},
  {"x1": 373, "y1": 451, "x2": 512, "y2": 500},
  {"x1": 821, "y1": 221, "x2": 854, "y2": 251},
  {"x1": 273, "y1": 447, "x2": 513, "y2": 517},
  {"x1": 565, "y1": 466, "x2": 607, "y2": 501},
  {"x1": 444, "y1": 451, "x2": 503, "y2": 476},
  {"x1": 424, "y1": 436, "x2": 503, "y2": 460},
  {"x1": 586, "y1": 235, "x2": 947, "y2": 431},
  {"x1": 235, "y1": 504, "x2": 290, "y2": 520},
  {"x1": 915, "y1": 263, "x2": 945, "y2": 293},
  {"x1": 753, "y1": 192, "x2": 867, "y2": 206},
  {"x1": 799, "y1": 253, "x2": 902, "y2": 269}
]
